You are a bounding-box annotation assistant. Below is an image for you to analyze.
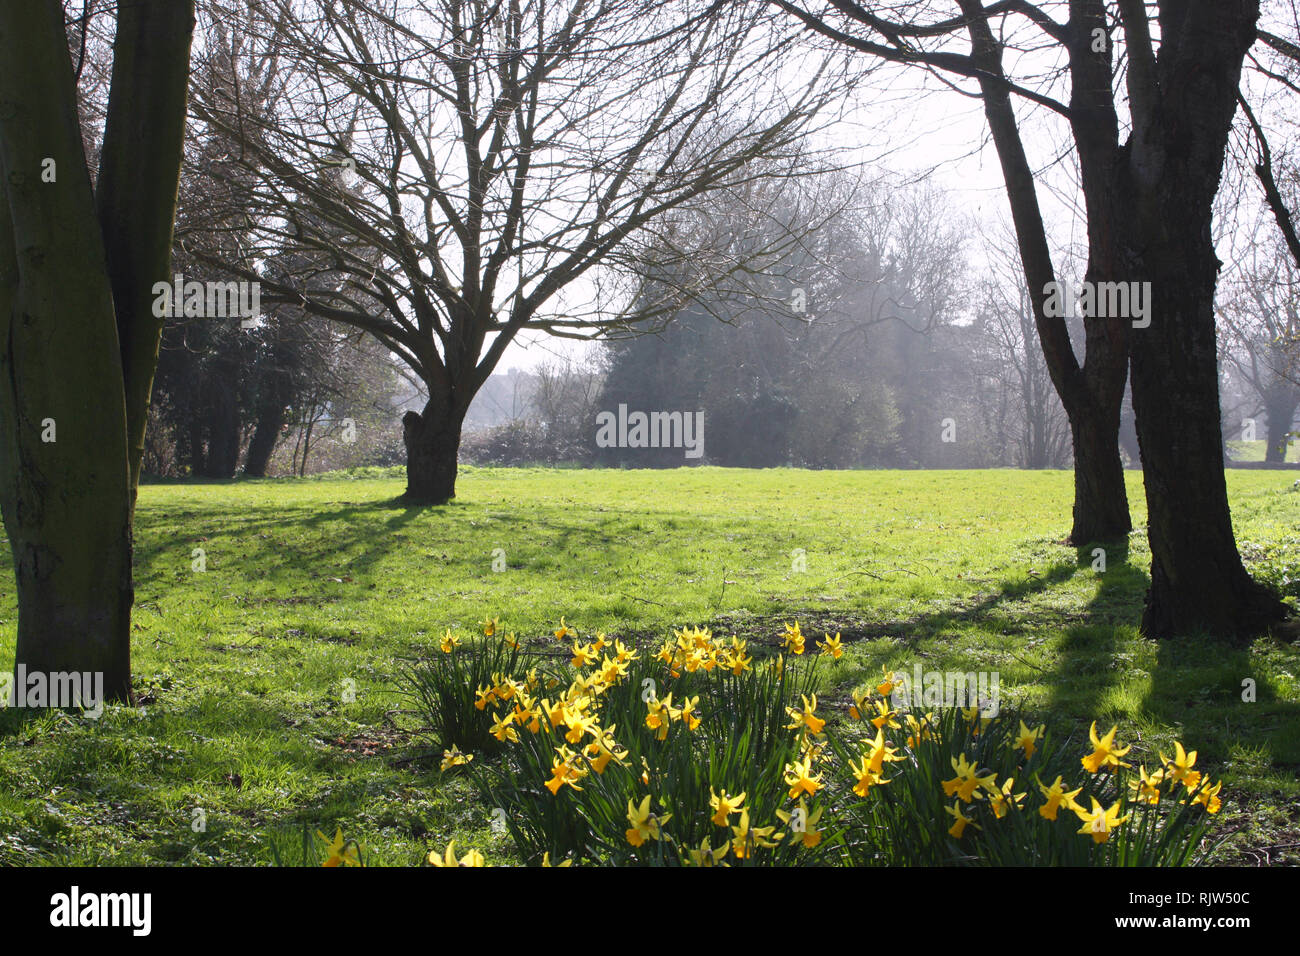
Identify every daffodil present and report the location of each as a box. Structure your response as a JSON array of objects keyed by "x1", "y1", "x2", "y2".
[
  {"x1": 317, "y1": 828, "x2": 362, "y2": 867},
  {"x1": 869, "y1": 698, "x2": 900, "y2": 731},
  {"x1": 945, "y1": 801, "x2": 979, "y2": 839},
  {"x1": 782, "y1": 621, "x2": 805, "y2": 655},
  {"x1": 1012, "y1": 720, "x2": 1044, "y2": 759},
  {"x1": 645, "y1": 693, "x2": 680, "y2": 740},
  {"x1": 776, "y1": 799, "x2": 824, "y2": 849},
  {"x1": 570, "y1": 642, "x2": 596, "y2": 668},
  {"x1": 686, "y1": 837, "x2": 730, "y2": 867},
  {"x1": 1189, "y1": 778, "x2": 1222, "y2": 814},
  {"x1": 941, "y1": 753, "x2": 996, "y2": 803},
  {"x1": 904, "y1": 712, "x2": 936, "y2": 748},
  {"x1": 984, "y1": 776, "x2": 1027, "y2": 818},
  {"x1": 554, "y1": 618, "x2": 576, "y2": 641},
  {"x1": 1129, "y1": 765, "x2": 1165, "y2": 805},
  {"x1": 876, "y1": 665, "x2": 899, "y2": 697},
  {"x1": 439, "y1": 629, "x2": 461, "y2": 653},
  {"x1": 1159, "y1": 741, "x2": 1201, "y2": 790},
  {"x1": 785, "y1": 694, "x2": 826, "y2": 735},
  {"x1": 680, "y1": 695, "x2": 702, "y2": 731},
  {"x1": 817, "y1": 633, "x2": 843, "y2": 659},
  {"x1": 710, "y1": 788, "x2": 746, "y2": 827},
  {"x1": 440, "y1": 746, "x2": 473, "y2": 771},
  {"x1": 481, "y1": 617, "x2": 498, "y2": 637},
  {"x1": 490, "y1": 711, "x2": 519, "y2": 744},
  {"x1": 541, "y1": 852, "x2": 572, "y2": 867},
  {"x1": 544, "y1": 747, "x2": 586, "y2": 795},
  {"x1": 428, "y1": 841, "x2": 484, "y2": 867},
  {"x1": 729, "y1": 807, "x2": 782, "y2": 859},
  {"x1": 783, "y1": 753, "x2": 822, "y2": 800},
  {"x1": 1038, "y1": 775, "x2": 1084, "y2": 820},
  {"x1": 1081, "y1": 722, "x2": 1132, "y2": 773},
  {"x1": 1074, "y1": 796, "x2": 1129, "y2": 843},
  {"x1": 583, "y1": 726, "x2": 627, "y2": 774},
  {"x1": 625, "y1": 795, "x2": 670, "y2": 847}
]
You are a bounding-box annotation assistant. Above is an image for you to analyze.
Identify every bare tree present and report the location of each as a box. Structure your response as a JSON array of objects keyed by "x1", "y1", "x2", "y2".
[
  {"x1": 189, "y1": 0, "x2": 850, "y2": 502},
  {"x1": 1220, "y1": 226, "x2": 1300, "y2": 462},
  {"x1": 774, "y1": 0, "x2": 1291, "y2": 641}
]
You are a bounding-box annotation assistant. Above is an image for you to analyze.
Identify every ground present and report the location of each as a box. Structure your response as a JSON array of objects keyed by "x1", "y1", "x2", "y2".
[{"x1": 0, "y1": 466, "x2": 1297, "y2": 865}]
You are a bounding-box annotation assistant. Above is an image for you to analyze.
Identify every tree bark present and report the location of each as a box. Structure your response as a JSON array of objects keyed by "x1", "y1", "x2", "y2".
[
  {"x1": 1126, "y1": 0, "x2": 1288, "y2": 641},
  {"x1": 1264, "y1": 393, "x2": 1297, "y2": 464},
  {"x1": 403, "y1": 394, "x2": 466, "y2": 504},
  {"x1": 0, "y1": 0, "x2": 193, "y2": 703},
  {"x1": 244, "y1": 400, "x2": 286, "y2": 477},
  {"x1": 1069, "y1": 400, "x2": 1131, "y2": 543}
]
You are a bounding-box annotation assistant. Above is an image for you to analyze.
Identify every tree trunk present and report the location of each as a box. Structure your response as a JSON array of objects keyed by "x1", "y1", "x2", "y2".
[
  {"x1": 1125, "y1": 0, "x2": 1287, "y2": 642},
  {"x1": 403, "y1": 396, "x2": 465, "y2": 504},
  {"x1": 1068, "y1": 402, "x2": 1132, "y2": 544},
  {"x1": 244, "y1": 400, "x2": 286, "y2": 477},
  {"x1": 0, "y1": 0, "x2": 193, "y2": 703},
  {"x1": 1264, "y1": 393, "x2": 1297, "y2": 464}
]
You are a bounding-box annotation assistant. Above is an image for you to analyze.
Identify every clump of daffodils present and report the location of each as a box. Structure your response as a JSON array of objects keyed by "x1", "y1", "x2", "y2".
[{"x1": 418, "y1": 619, "x2": 1223, "y2": 866}]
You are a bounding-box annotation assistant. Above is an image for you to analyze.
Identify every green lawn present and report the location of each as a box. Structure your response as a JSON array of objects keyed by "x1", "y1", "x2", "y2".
[{"x1": 1, "y1": 466, "x2": 1298, "y2": 865}]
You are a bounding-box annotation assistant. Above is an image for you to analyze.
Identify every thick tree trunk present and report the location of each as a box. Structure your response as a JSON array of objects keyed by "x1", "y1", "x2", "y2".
[
  {"x1": 199, "y1": 387, "x2": 241, "y2": 478},
  {"x1": 244, "y1": 401, "x2": 286, "y2": 477},
  {"x1": 1068, "y1": 403, "x2": 1132, "y2": 544},
  {"x1": 0, "y1": 2, "x2": 133, "y2": 703},
  {"x1": 402, "y1": 396, "x2": 465, "y2": 504},
  {"x1": 1264, "y1": 393, "x2": 1297, "y2": 464},
  {"x1": 0, "y1": 0, "x2": 193, "y2": 704},
  {"x1": 1131, "y1": 285, "x2": 1286, "y2": 638},
  {"x1": 1124, "y1": 0, "x2": 1287, "y2": 642}
]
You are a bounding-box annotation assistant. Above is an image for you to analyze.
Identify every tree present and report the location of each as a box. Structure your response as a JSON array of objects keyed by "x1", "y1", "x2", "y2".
[
  {"x1": 775, "y1": 0, "x2": 1290, "y2": 640},
  {"x1": 1220, "y1": 227, "x2": 1300, "y2": 463},
  {"x1": 0, "y1": 0, "x2": 195, "y2": 701},
  {"x1": 190, "y1": 0, "x2": 849, "y2": 503}
]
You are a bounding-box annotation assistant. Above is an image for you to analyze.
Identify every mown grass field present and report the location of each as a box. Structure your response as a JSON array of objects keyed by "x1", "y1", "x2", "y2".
[{"x1": 1, "y1": 466, "x2": 1298, "y2": 865}]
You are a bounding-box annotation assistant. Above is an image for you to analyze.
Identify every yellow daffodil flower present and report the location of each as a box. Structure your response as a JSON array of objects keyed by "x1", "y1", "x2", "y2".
[
  {"x1": 984, "y1": 776, "x2": 1027, "y2": 818},
  {"x1": 1081, "y1": 722, "x2": 1132, "y2": 773},
  {"x1": 1074, "y1": 796, "x2": 1129, "y2": 843},
  {"x1": 1012, "y1": 720, "x2": 1044, "y2": 759},
  {"x1": 776, "y1": 799, "x2": 824, "y2": 849},
  {"x1": 945, "y1": 801, "x2": 979, "y2": 839},
  {"x1": 710, "y1": 788, "x2": 746, "y2": 827},
  {"x1": 625, "y1": 795, "x2": 670, "y2": 847},
  {"x1": 817, "y1": 633, "x2": 843, "y2": 659},
  {"x1": 1160, "y1": 741, "x2": 1202, "y2": 791},
  {"x1": 783, "y1": 753, "x2": 822, "y2": 800},
  {"x1": 942, "y1": 753, "x2": 996, "y2": 803},
  {"x1": 428, "y1": 841, "x2": 484, "y2": 867},
  {"x1": 1189, "y1": 778, "x2": 1222, "y2": 814},
  {"x1": 1038, "y1": 775, "x2": 1084, "y2": 820},
  {"x1": 440, "y1": 746, "x2": 473, "y2": 771},
  {"x1": 730, "y1": 807, "x2": 782, "y2": 859},
  {"x1": 317, "y1": 828, "x2": 362, "y2": 867},
  {"x1": 1129, "y1": 765, "x2": 1165, "y2": 805},
  {"x1": 782, "y1": 622, "x2": 805, "y2": 655}
]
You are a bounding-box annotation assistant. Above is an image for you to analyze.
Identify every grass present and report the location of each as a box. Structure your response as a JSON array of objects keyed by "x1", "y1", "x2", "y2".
[{"x1": 0, "y1": 465, "x2": 1298, "y2": 865}]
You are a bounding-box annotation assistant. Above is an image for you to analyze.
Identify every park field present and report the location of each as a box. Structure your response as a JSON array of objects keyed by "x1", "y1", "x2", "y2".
[{"x1": 1, "y1": 466, "x2": 1298, "y2": 865}]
